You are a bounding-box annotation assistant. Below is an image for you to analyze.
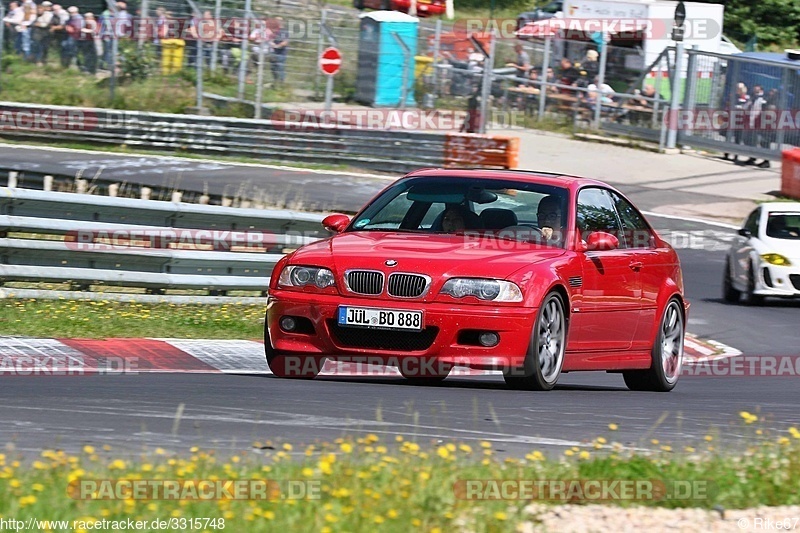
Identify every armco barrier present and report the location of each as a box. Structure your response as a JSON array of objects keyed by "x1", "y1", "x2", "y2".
[
  {"x1": 444, "y1": 134, "x2": 520, "y2": 169},
  {"x1": 0, "y1": 102, "x2": 519, "y2": 174},
  {"x1": 781, "y1": 149, "x2": 800, "y2": 200},
  {"x1": 0, "y1": 187, "x2": 327, "y2": 294}
]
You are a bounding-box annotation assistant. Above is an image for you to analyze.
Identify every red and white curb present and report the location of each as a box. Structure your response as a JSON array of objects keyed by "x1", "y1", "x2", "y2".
[{"x1": 0, "y1": 335, "x2": 739, "y2": 376}]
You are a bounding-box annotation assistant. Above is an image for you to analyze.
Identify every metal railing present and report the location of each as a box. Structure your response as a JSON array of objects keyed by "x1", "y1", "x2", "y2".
[{"x1": 0, "y1": 187, "x2": 327, "y2": 295}]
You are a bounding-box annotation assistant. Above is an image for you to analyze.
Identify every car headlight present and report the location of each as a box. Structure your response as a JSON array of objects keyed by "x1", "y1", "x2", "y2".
[
  {"x1": 761, "y1": 253, "x2": 792, "y2": 266},
  {"x1": 278, "y1": 266, "x2": 336, "y2": 289},
  {"x1": 440, "y1": 278, "x2": 523, "y2": 302}
]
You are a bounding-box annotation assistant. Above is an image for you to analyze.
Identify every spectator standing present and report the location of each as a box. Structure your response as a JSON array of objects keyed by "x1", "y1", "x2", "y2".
[
  {"x1": 78, "y1": 12, "x2": 97, "y2": 74},
  {"x1": 723, "y1": 82, "x2": 749, "y2": 164},
  {"x1": 506, "y1": 43, "x2": 530, "y2": 82},
  {"x1": 152, "y1": 6, "x2": 167, "y2": 58},
  {"x1": 48, "y1": 5, "x2": 69, "y2": 67},
  {"x1": 3, "y1": 2, "x2": 24, "y2": 54},
  {"x1": 62, "y1": 6, "x2": 82, "y2": 68},
  {"x1": 582, "y1": 49, "x2": 599, "y2": 79},
  {"x1": 31, "y1": 2, "x2": 53, "y2": 65},
  {"x1": 196, "y1": 10, "x2": 220, "y2": 67},
  {"x1": 268, "y1": 16, "x2": 288, "y2": 83},
  {"x1": 742, "y1": 84, "x2": 769, "y2": 167},
  {"x1": 557, "y1": 57, "x2": 580, "y2": 93},
  {"x1": 17, "y1": 2, "x2": 37, "y2": 60}
]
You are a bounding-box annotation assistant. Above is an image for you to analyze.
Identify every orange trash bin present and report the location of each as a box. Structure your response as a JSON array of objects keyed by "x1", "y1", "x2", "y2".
[{"x1": 781, "y1": 149, "x2": 800, "y2": 200}]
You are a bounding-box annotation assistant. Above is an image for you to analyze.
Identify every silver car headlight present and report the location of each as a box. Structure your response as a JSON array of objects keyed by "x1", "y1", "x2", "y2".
[
  {"x1": 440, "y1": 278, "x2": 523, "y2": 302},
  {"x1": 278, "y1": 266, "x2": 336, "y2": 289}
]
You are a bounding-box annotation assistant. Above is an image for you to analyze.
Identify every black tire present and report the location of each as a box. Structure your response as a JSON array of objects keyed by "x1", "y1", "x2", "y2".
[
  {"x1": 744, "y1": 261, "x2": 764, "y2": 306},
  {"x1": 623, "y1": 299, "x2": 684, "y2": 392},
  {"x1": 504, "y1": 291, "x2": 566, "y2": 391},
  {"x1": 722, "y1": 256, "x2": 741, "y2": 303},
  {"x1": 264, "y1": 320, "x2": 321, "y2": 379}
]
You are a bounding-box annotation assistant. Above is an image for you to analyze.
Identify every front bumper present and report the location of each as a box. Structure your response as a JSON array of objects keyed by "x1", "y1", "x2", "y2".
[
  {"x1": 266, "y1": 289, "x2": 536, "y2": 368},
  {"x1": 755, "y1": 262, "x2": 800, "y2": 297}
]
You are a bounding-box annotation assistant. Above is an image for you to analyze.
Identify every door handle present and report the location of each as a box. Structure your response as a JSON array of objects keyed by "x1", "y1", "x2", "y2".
[{"x1": 629, "y1": 261, "x2": 643, "y2": 270}]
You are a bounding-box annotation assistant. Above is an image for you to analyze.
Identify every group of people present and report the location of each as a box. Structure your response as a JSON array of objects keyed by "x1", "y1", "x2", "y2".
[
  {"x1": 2, "y1": 1, "x2": 290, "y2": 83},
  {"x1": 723, "y1": 81, "x2": 779, "y2": 168},
  {"x1": 1, "y1": 0, "x2": 127, "y2": 73}
]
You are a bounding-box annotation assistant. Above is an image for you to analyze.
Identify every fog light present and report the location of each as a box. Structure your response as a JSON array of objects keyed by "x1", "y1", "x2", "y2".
[
  {"x1": 478, "y1": 332, "x2": 500, "y2": 347},
  {"x1": 280, "y1": 316, "x2": 297, "y2": 332}
]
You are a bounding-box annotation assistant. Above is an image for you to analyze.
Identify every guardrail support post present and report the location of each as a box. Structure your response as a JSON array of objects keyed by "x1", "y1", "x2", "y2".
[
  {"x1": 221, "y1": 196, "x2": 232, "y2": 207},
  {"x1": 171, "y1": 191, "x2": 183, "y2": 203},
  {"x1": 108, "y1": 183, "x2": 119, "y2": 197},
  {"x1": 199, "y1": 194, "x2": 210, "y2": 204},
  {"x1": 75, "y1": 179, "x2": 88, "y2": 194},
  {"x1": 141, "y1": 187, "x2": 152, "y2": 200},
  {"x1": 8, "y1": 171, "x2": 18, "y2": 188},
  {"x1": 43, "y1": 175, "x2": 54, "y2": 192}
]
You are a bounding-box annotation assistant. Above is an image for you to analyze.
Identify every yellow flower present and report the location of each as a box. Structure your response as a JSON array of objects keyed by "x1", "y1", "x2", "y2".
[
  {"x1": 419, "y1": 471, "x2": 430, "y2": 481},
  {"x1": 324, "y1": 514, "x2": 338, "y2": 523},
  {"x1": 525, "y1": 451, "x2": 544, "y2": 462},
  {"x1": 778, "y1": 437, "x2": 790, "y2": 445},
  {"x1": 82, "y1": 445, "x2": 95, "y2": 455},
  {"x1": 704, "y1": 435, "x2": 713, "y2": 442},
  {"x1": 376, "y1": 446, "x2": 388, "y2": 454},
  {"x1": 387, "y1": 509, "x2": 398, "y2": 519},
  {"x1": 282, "y1": 443, "x2": 293, "y2": 452},
  {"x1": 596, "y1": 437, "x2": 607, "y2": 444},
  {"x1": 788, "y1": 427, "x2": 800, "y2": 439},
  {"x1": 564, "y1": 450, "x2": 575, "y2": 456},
  {"x1": 436, "y1": 446, "x2": 450, "y2": 459},
  {"x1": 579, "y1": 451, "x2": 591, "y2": 460},
  {"x1": 458, "y1": 444, "x2": 472, "y2": 453},
  {"x1": 340, "y1": 442, "x2": 353, "y2": 453},
  {"x1": 147, "y1": 503, "x2": 158, "y2": 512},
  {"x1": 395, "y1": 435, "x2": 404, "y2": 442},
  {"x1": 608, "y1": 423, "x2": 619, "y2": 431},
  {"x1": 366, "y1": 434, "x2": 379, "y2": 443},
  {"x1": 302, "y1": 467, "x2": 314, "y2": 477},
  {"x1": 10, "y1": 479, "x2": 21, "y2": 488},
  {"x1": 31, "y1": 483, "x2": 44, "y2": 492},
  {"x1": 264, "y1": 511, "x2": 275, "y2": 520},
  {"x1": 480, "y1": 441, "x2": 492, "y2": 449},
  {"x1": 494, "y1": 511, "x2": 508, "y2": 521},
  {"x1": 661, "y1": 445, "x2": 673, "y2": 452},
  {"x1": 231, "y1": 456, "x2": 240, "y2": 463},
  {"x1": 190, "y1": 446, "x2": 199, "y2": 453},
  {"x1": 374, "y1": 516, "x2": 385, "y2": 524},
  {"x1": 650, "y1": 439, "x2": 659, "y2": 445},
  {"x1": 155, "y1": 448, "x2": 166, "y2": 455},
  {"x1": 109, "y1": 459, "x2": 126, "y2": 470},
  {"x1": 19, "y1": 495, "x2": 37, "y2": 507},
  {"x1": 412, "y1": 519, "x2": 422, "y2": 527}
]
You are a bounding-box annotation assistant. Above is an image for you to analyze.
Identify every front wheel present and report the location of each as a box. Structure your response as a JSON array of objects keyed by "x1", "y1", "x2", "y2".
[
  {"x1": 722, "y1": 256, "x2": 741, "y2": 303},
  {"x1": 744, "y1": 261, "x2": 764, "y2": 306},
  {"x1": 504, "y1": 291, "x2": 566, "y2": 391},
  {"x1": 623, "y1": 299, "x2": 684, "y2": 392}
]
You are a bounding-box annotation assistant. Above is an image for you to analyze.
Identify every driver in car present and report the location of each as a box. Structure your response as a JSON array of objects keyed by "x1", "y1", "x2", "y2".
[{"x1": 537, "y1": 195, "x2": 563, "y2": 243}]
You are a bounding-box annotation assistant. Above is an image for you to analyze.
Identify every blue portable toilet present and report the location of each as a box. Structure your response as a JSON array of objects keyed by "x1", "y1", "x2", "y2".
[{"x1": 356, "y1": 11, "x2": 418, "y2": 107}]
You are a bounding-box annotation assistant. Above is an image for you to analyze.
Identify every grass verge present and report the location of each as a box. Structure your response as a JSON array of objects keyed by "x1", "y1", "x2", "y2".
[
  {"x1": 1, "y1": 425, "x2": 799, "y2": 532},
  {"x1": 0, "y1": 299, "x2": 264, "y2": 339}
]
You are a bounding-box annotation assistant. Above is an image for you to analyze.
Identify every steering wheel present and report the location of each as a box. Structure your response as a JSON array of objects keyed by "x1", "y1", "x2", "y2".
[{"x1": 497, "y1": 225, "x2": 545, "y2": 242}]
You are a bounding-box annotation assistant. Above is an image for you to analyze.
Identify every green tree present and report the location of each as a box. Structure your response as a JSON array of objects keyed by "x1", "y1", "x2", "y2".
[{"x1": 697, "y1": 0, "x2": 800, "y2": 47}]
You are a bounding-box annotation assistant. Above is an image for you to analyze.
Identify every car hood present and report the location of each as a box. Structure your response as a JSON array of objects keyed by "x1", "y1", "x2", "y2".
[
  {"x1": 760, "y1": 236, "x2": 800, "y2": 259},
  {"x1": 292, "y1": 231, "x2": 565, "y2": 279}
]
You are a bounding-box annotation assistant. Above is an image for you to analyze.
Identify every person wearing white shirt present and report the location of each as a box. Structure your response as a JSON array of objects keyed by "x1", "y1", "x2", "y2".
[{"x1": 3, "y1": 2, "x2": 24, "y2": 54}]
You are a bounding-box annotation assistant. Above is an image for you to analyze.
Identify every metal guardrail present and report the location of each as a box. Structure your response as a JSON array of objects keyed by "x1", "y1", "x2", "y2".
[
  {"x1": 0, "y1": 187, "x2": 328, "y2": 294},
  {"x1": 0, "y1": 102, "x2": 519, "y2": 173}
]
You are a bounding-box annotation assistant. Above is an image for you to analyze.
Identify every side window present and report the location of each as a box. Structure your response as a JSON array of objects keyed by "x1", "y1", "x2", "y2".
[
  {"x1": 610, "y1": 191, "x2": 653, "y2": 249},
  {"x1": 743, "y1": 208, "x2": 760, "y2": 235},
  {"x1": 576, "y1": 188, "x2": 620, "y2": 240}
]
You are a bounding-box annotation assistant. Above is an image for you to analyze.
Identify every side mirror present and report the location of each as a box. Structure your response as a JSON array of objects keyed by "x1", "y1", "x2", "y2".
[
  {"x1": 322, "y1": 213, "x2": 351, "y2": 234},
  {"x1": 737, "y1": 228, "x2": 751, "y2": 238},
  {"x1": 585, "y1": 231, "x2": 619, "y2": 251}
]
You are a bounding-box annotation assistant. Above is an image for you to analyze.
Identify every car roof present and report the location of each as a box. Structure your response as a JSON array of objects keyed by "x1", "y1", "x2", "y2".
[
  {"x1": 403, "y1": 168, "x2": 610, "y2": 191},
  {"x1": 759, "y1": 202, "x2": 800, "y2": 214}
]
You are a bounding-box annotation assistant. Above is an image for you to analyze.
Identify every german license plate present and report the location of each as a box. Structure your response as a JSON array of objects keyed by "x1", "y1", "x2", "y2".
[{"x1": 337, "y1": 306, "x2": 423, "y2": 331}]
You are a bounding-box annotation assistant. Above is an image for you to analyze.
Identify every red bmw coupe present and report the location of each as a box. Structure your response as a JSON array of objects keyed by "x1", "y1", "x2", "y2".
[{"x1": 265, "y1": 169, "x2": 688, "y2": 391}]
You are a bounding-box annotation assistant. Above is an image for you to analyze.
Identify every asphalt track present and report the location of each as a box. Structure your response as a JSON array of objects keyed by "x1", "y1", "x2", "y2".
[{"x1": 1, "y1": 146, "x2": 799, "y2": 457}]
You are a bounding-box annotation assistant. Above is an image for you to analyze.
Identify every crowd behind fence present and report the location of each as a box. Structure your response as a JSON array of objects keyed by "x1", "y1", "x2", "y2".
[{"x1": 3, "y1": 0, "x2": 799, "y2": 162}]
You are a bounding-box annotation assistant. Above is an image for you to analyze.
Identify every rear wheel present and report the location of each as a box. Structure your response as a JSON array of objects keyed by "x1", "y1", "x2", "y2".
[
  {"x1": 264, "y1": 322, "x2": 322, "y2": 379},
  {"x1": 504, "y1": 291, "x2": 566, "y2": 391},
  {"x1": 722, "y1": 256, "x2": 741, "y2": 303},
  {"x1": 623, "y1": 299, "x2": 684, "y2": 392}
]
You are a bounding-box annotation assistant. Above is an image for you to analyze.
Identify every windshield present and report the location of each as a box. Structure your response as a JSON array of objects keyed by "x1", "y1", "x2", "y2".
[
  {"x1": 349, "y1": 176, "x2": 570, "y2": 248},
  {"x1": 765, "y1": 213, "x2": 800, "y2": 240}
]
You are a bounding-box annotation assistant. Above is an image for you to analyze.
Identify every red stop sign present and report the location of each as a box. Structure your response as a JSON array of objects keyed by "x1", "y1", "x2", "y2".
[{"x1": 319, "y1": 47, "x2": 342, "y2": 76}]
